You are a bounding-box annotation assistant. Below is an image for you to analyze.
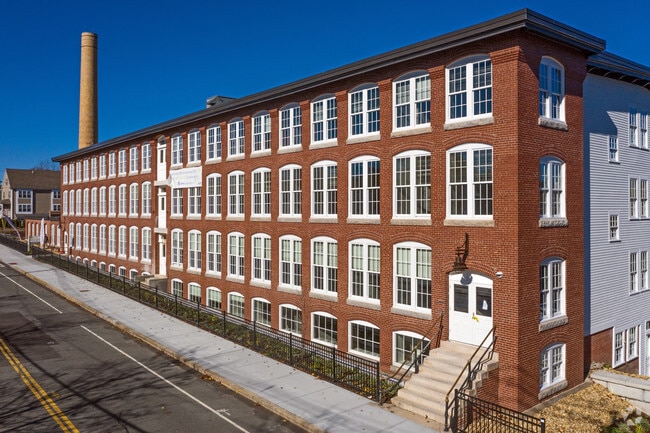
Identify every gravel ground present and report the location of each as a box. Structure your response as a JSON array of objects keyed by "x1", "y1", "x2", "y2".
[{"x1": 535, "y1": 382, "x2": 634, "y2": 433}]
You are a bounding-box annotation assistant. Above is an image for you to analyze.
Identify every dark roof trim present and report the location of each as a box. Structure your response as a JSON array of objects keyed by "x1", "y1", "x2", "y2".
[
  {"x1": 53, "y1": 8, "x2": 605, "y2": 163},
  {"x1": 587, "y1": 51, "x2": 650, "y2": 89}
]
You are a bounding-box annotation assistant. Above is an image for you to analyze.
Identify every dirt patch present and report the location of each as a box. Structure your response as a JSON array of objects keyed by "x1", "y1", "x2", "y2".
[{"x1": 535, "y1": 382, "x2": 634, "y2": 433}]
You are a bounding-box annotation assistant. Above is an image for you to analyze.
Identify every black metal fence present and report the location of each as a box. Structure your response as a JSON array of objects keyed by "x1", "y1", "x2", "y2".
[
  {"x1": 30, "y1": 247, "x2": 387, "y2": 401},
  {"x1": 0, "y1": 234, "x2": 29, "y2": 255},
  {"x1": 450, "y1": 390, "x2": 545, "y2": 433}
]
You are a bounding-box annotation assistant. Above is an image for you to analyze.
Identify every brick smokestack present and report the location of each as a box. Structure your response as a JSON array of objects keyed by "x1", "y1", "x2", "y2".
[{"x1": 78, "y1": 32, "x2": 98, "y2": 149}]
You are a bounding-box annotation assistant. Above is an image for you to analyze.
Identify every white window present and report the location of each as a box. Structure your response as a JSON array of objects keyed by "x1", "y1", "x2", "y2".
[
  {"x1": 228, "y1": 171, "x2": 245, "y2": 217},
  {"x1": 641, "y1": 251, "x2": 648, "y2": 291},
  {"x1": 188, "y1": 230, "x2": 201, "y2": 270},
  {"x1": 49, "y1": 189, "x2": 60, "y2": 212},
  {"x1": 83, "y1": 159, "x2": 89, "y2": 181},
  {"x1": 108, "y1": 152, "x2": 116, "y2": 177},
  {"x1": 631, "y1": 252, "x2": 638, "y2": 293},
  {"x1": 171, "y1": 279, "x2": 183, "y2": 297},
  {"x1": 68, "y1": 163, "x2": 75, "y2": 184},
  {"x1": 311, "y1": 161, "x2": 337, "y2": 217},
  {"x1": 349, "y1": 239, "x2": 380, "y2": 302},
  {"x1": 206, "y1": 231, "x2": 222, "y2": 275},
  {"x1": 75, "y1": 223, "x2": 82, "y2": 250},
  {"x1": 63, "y1": 166, "x2": 68, "y2": 185},
  {"x1": 188, "y1": 187, "x2": 201, "y2": 216},
  {"x1": 129, "y1": 226, "x2": 138, "y2": 259},
  {"x1": 279, "y1": 165, "x2": 301, "y2": 217},
  {"x1": 311, "y1": 95, "x2": 337, "y2": 144},
  {"x1": 118, "y1": 225, "x2": 127, "y2": 258},
  {"x1": 614, "y1": 330, "x2": 625, "y2": 366},
  {"x1": 539, "y1": 57, "x2": 564, "y2": 121},
  {"x1": 252, "y1": 233, "x2": 271, "y2": 284},
  {"x1": 311, "y1": 312, "x2": 337, "y2": 346},
  {"x1": 118, "y1": 149, "x2": 127, "y2": 175},
  {"x1": 188, "y1": 130, "x2": 201, "y2": 163},
  {"x1": 206, "y1": 287, "x2": 222, "y2": 309},
  {"x1": 16, "y1": 189, "x2": 33, "y2": 214},
  {"x1": 129, "y1": 183, "x2": 138, "y2": 216},
  {"x1": 228, "y1": 292, "x2": 245, "y2": 318},
  {"x1": 280, "y1": 104, "x2": 302, "y2": 148},
  {"x1": 99, "y1": 186, "x2": 106, "y2": 216},
  {"x1": 540, "y1": 343, "x2": 565, "y2": 390},
  {"x1": 393, "y1": 151, "x2": 430, "y2": 218},
  {"x1": 630, "y1": 178, "x2": 639, "y2": 219},
  {"x1": 280, "y1": 235, "x2": 302, "y2": 290},
  {"x1": 207, "y1": 125, "x2": 222, "y2": 161},
  {"x1": 252, "y1": 168, "x2": 271, "y2": 217},
  {"x1": 62, "y1": 191, "x2": 68, "y2": 215},
  {"x1": 641, "y1": 112, "x2": 649, "y2": 149},
  {"x1": 540, "y1": 158, "x2": 565, "y2": 219},
  {"x1": 99, "y1": 224, "x2": 106, "y2": 254},
  {"x1": 188, "y1": 283, "x2": 201, "y2": 303},
  {"x1": 393, "y1": 331, "x2": 429, "y2": 366},
  {"x1": 349, "y1": 321, "x2": 380, "y2": 359},
  {"x1": 118, "y1": 184, "x2": 127, "y2": 215},
  {"x1": 129, "y1": 146, "x2": 138, "y2": 173},
  {"x1": 394, "y1": 242, "x2": 431, "y2": 310},
  {"x1": 171, "y1": 134, "x2": 183, "y2": 166},
  {"x1": 311, "y1": 237, "x2": 337, "y2": 294},
  {"x1": 108, "y1": 225, "x2": 116, "y2": 255},
  {"x1": 628, "y1": 326, "x2": 638, "y2": 359},
  {"x1": 609, "y1": 214, "x2": 619, "y2": 241},
  {"x1": 90, "y1": 224, "x2": 97, "y2": 251},
  {"x1": 252, "y1": 298, "x2": 271, "y2": 326},
  {"x1": 641, "y1": 180, "x2": 648, "y2": 218},
  {"x1": 91, "y1": 157, "x2": 97, "y2": 179},
  {"x1": 171, "y1": 229, "x2": 183, "y2": 267},
  {"x1": 171, "y1": 188, "x2": 183, "y2": 216},
  {"x1": 349, "y1": 157, "x2": 380, "y2": 218},
  {"x1": 83, "y1": 224, "x2": 89, "y2": 250},
  {"x1": 83, "y1": 188, "x2": 89, "y2": 215},
  {"x1": 280, "y1": 304, "x2": 302, "y2": 336},
  {"x1": 447, "y1": 56, "x2": 492, "y2": 122},
  {"x1": 349, "y1": 84, "x2": 380, "y2": 137},
  {"x1": 142, "y1": 228, "x2": 151, "y2": 261},
  {"x1": 393, "y1": 71, "x2": 430, "y2": 130},
  {"x1": 630, "y1": 109, "x2": 639, "y2": 147},
  {"x1": 540, "y1": 259, "x2": 565, "y2": 322},
  {"x1": 141, "y1": 142, "x2": 151, "y2": 171},
  {"x1": 206, "y1": 174, "x2": 222, "y2": 216},
  {"x1": 228, "y1": 232, "x2": 245, "y2": 279},
  {"x1": 252, "y1": 112, "x2": 271, "y2": 153},
  {"x1": 99, "y1": 154, "x2": 107, "y2": 178},
  {"x1": 76, "y1": 188, "x2": 81, "y2": 215},
  {"x1": 90, "y1": 187, "x2": 97, "y2": 215},
  {"x1": 141, "y1": 182, "x2": 152, "y2": 216},
  {"x1": 447, "y1": 144, "x2": 493, "y2": 219},
  {"x1": 228, "y1": 119, "x2": 245, "y2": 157}
]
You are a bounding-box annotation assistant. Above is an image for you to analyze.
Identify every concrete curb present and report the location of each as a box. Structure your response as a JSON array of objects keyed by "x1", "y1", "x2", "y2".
[{"x1": 16, "y1": 266, "x2": 325, "y2": 433}]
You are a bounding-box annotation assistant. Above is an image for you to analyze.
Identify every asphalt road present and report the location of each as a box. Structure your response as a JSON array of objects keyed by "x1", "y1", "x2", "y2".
[{"x1": 0, "y1": 261, "x2": 306, "y2": 433}]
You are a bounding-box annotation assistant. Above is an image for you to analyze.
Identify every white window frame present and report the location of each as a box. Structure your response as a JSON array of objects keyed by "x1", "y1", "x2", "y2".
[
  {"x1": 62, "y1": 190, "x2": 68, "y2": 215},
  {"x1": 206, "y1": 174, "x2": 222, "y2": 217},
  {"x1": 540, "y1": 157, "x2": 565, "y2": 219},
  {"x1": 393, "y1": 150, "x2": 430, "y2": 219},
  {"x1": 279, "y1": 104, "x2": 302, "y2": 149},
  {"x1": 129, "y1": 146, "x2": 138, "y2": 174},
  {"x1": 446, "y1": 143, "x2": 493, "y2": 220},
  {"x1": 228, "y1": 292, "x2": 245, "y2": 318},
  {"x1": 349, "y1": 320, "x2": 380, "y2": 359},
  {"x1": 171, "y1": 134, "x2": 183, "y2": 166},
  {"x1": 171, "y1": 279, "x2": 183, "y2": 297},
  {"x1": 141, "y1": 182, "x2": 152, "y2": 216},
  {"x1": 188, "y1": 283, "x2": 201, "y2": 303},
  {"x1": 631, "y1": 252, "x2": 638, "y2": 293},
  {"x1": 252, "y1": 168, "x2": 271, "y2": 217},
  {"x1": 75, "y1": 188, "x2": 81, "y2": 216},
  {"x1": 141, "y1": 227, "x2": 151, "y2": 262},
  {"x1": 641, "y1": 179, "x2": 648, "y2": 218},
  {"x1": 540, "y1": 258, "x2": 566, "y2": 322},
  {"x1": 393, "y1": 71, "x2": 430, "y2": 131},
  {"x1": 118, "y1": 225, "x2": 127, "y2": 258},
  {"x1": 393, "y1": 241, "x2": 432, "y2": 311},
  {"x1": 641, "y1": 251, "x2": 648, "y2": 291},
  {"x1": 446, "y1": 55, "x2": 492, "y2": 123},
  {"x1": 393, "y1": 330, "x2": 429, "y2": 366},
  {"x1": 206, "y1": 287, "x2": 222, "y2": 310},
  {"x1": 311, "y1": 161, "x2": 337, "y2": 218},
  {"x1": 279, "y1": 304, "x2": 302, "y2": 336},
  {"x1": 90, "y1": 187, "x2": 97, "y2": 216},
  {"x1": 279, "y1": 165, "x2": 302, "y2": 218},
  {"x1": 171, "y1": 229, "x2": 183, "y2": 268},
  {"x1": 206, "y1": 125, "x2": 222, "y2": 161},
  {"x1": 206, "y1": 231, "x2": 222, "y2": 275},
  {"x1": 228, "y1": 232, "x2": 245, "y2": 280},
  {"x1": 311, "y1": 312, "x2": 337, "y2": 347},
  {"x1": 630, "y1": 178, "x2": 639, "y2": 219},
  {"x1": 99, "y1": 224, "x2": 106, "y2": 254},
  {"x1": 614, "y1": 330, "x2": 625, "y2": 366},
  {"x1": 90, "y1": 223, "x2": 97, "y2": 252},
  {"x1": 99, "y1": 186, "x2": 106, "y2": 216},
  {"x1": 311, "y1": 95, "x2": 337, "y2": 144},
  {"x1": 129, "y1": 183, "x2": 138, "y2": 216},
  {"x1": 118, "y1": 149, "x2": 127, "y2": 175},
  {"x1": 108, "y1": 152, "x2": 116, "y2": 177},
  {"x1": 108, "y1": 225, "x2": 116, "y2": 256},
  {"x1": 609, "y1": 214, "x2": 620, "y2": 241},
  {"x1": 83, "y1": 188, "x2": 89, "y2": 215},
  {"x1": 83, "y1": 223, "x2": 89, "y2": 251},
  {"x1": 188, "y1": 230, "x2": 202, "y2": 271},
  {"x1": 349, "y1": 84, "x2": 380, "y2": 138},
  {"x1": 99, "y1": 154, "x2": 107, "y2": 178},
  {"x1": 252, "y1": 112, "x2": 271, "y2": 154},
  {"x1": 63, "y1": 165, "x2": 68, "y2": 185},
  {"x1": 252, "y1": 297, "x2": 271, "y2": 326},
  {"x1": 349, "y1": 156, "x2": 380, "y2": 219},
  {"x1": 279, "y1": 235, "x2": 302, "y2": 290},
  {"x1": 141, "y1": 142, "x2": 151, "y2": 172},
  {"x1": 188, "y1": 187, "x2": 201, "y2": 216},
  {"x1": 540, "y1": 343, "x2": 565, "y2": 391},
  {"x1": 228, "y1": 119, "x2": 245, "y2": 158},
  {"x1": 171, "y1": 188, "x2": 183, "y2": 216},
  {"x1": 129, "y1": 226, "x2": 138, "y2": 259},
  {"x1": 117, "y1": 184, "x2": 126, "y2": 216},
  {"x1": 228, "y1": 171, "x2": 245, "y2": 217},
  {"x1": 188, "y1": 130, "x2": 201, "y2": 163},
  {"x1": 349, "y1": 239, "x2": 380, "y2": 303},
  {"x1": 91, "y1": 157, "x2": 97, "y2": 180},
  {"x1": 83, "y1": 159, "x2": 89, "y2": 181},
  {"x1": 609, "y1": 136, "x2": 619, "y2": 161},
  {"x1": 628, "y1": 326, "x2": 639, "y2": 360},
  {"x1": 251, "y1": 233, "x2": 271, "y2": 285},
  {"x1": 539, "y1": 57, "x2": 565, "y2": 121},
  {"x1": 311, "y1": 237, "x2": 338, "y2": 295}
]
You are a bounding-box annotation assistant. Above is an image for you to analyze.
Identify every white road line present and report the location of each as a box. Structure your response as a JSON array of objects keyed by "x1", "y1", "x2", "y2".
[
  {"x1": 0, "y1": 270, "x2": 63, "y2": 314},
  {"x1": 81, "y1": 326, "x2": 252, "y2": 433}
]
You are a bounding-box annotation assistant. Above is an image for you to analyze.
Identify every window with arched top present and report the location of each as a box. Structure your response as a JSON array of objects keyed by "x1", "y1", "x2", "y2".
[
  {"x1": 539, "y1": 57, "x2": 565, "y2": 122},
  {"x1": 446, "y1": 55, "x2": 492, "y2": 122}
]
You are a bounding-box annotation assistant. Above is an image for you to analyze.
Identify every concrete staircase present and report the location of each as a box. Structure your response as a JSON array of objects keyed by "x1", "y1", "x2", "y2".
[{"x1": 391, "y1": 340, "x2": 499, "y2": 425}]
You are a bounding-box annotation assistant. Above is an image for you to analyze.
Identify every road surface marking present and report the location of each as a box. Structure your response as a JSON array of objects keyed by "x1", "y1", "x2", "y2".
[
  {"x1": 81, "y1": 325, "x2": 252, "y2": 433},
  {"x1": 0, "y1": 337, "x2": 79, "y2": 433},
  {"x1": 0, "y1": 269, "x2": 63, "y2": 313}
]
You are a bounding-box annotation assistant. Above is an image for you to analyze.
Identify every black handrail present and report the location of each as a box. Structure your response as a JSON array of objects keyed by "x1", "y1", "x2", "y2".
[
  {"x1": 444, "y1": 326, "x2": 497, "y2": 431},
  {"x1": 380, "y1": 310, "x2": 444, "y2": 403}
]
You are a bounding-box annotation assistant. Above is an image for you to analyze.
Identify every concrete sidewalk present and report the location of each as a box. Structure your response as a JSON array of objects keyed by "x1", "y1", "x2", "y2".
[{"x1": 0, "y1": 244, "x2": 441, "y2": 433}]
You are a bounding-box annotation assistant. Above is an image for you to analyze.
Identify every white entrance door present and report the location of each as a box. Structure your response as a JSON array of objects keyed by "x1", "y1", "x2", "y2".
[
  {"x1": 158, "y1": 235, "x2": 167, "y2": 277},
  {"x1": 449, "y1": 273, "x2": 493, "y2": 347}
]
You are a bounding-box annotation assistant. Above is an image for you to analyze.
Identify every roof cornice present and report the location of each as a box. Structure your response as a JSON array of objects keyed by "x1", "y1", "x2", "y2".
[{"x1": 53, "y1": 9, "x2": 605, "y2": 162}]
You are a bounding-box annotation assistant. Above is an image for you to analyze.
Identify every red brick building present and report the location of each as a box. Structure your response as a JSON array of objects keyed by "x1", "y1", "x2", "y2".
[{"x1": 52, "y1": 9, "x2": 608, "y2": 414}]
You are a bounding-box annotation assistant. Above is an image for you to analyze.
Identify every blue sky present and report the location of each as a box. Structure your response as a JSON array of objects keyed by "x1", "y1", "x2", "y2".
[{"x1": 1, "y1": 0, "x2": 649, "y2": 176}]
